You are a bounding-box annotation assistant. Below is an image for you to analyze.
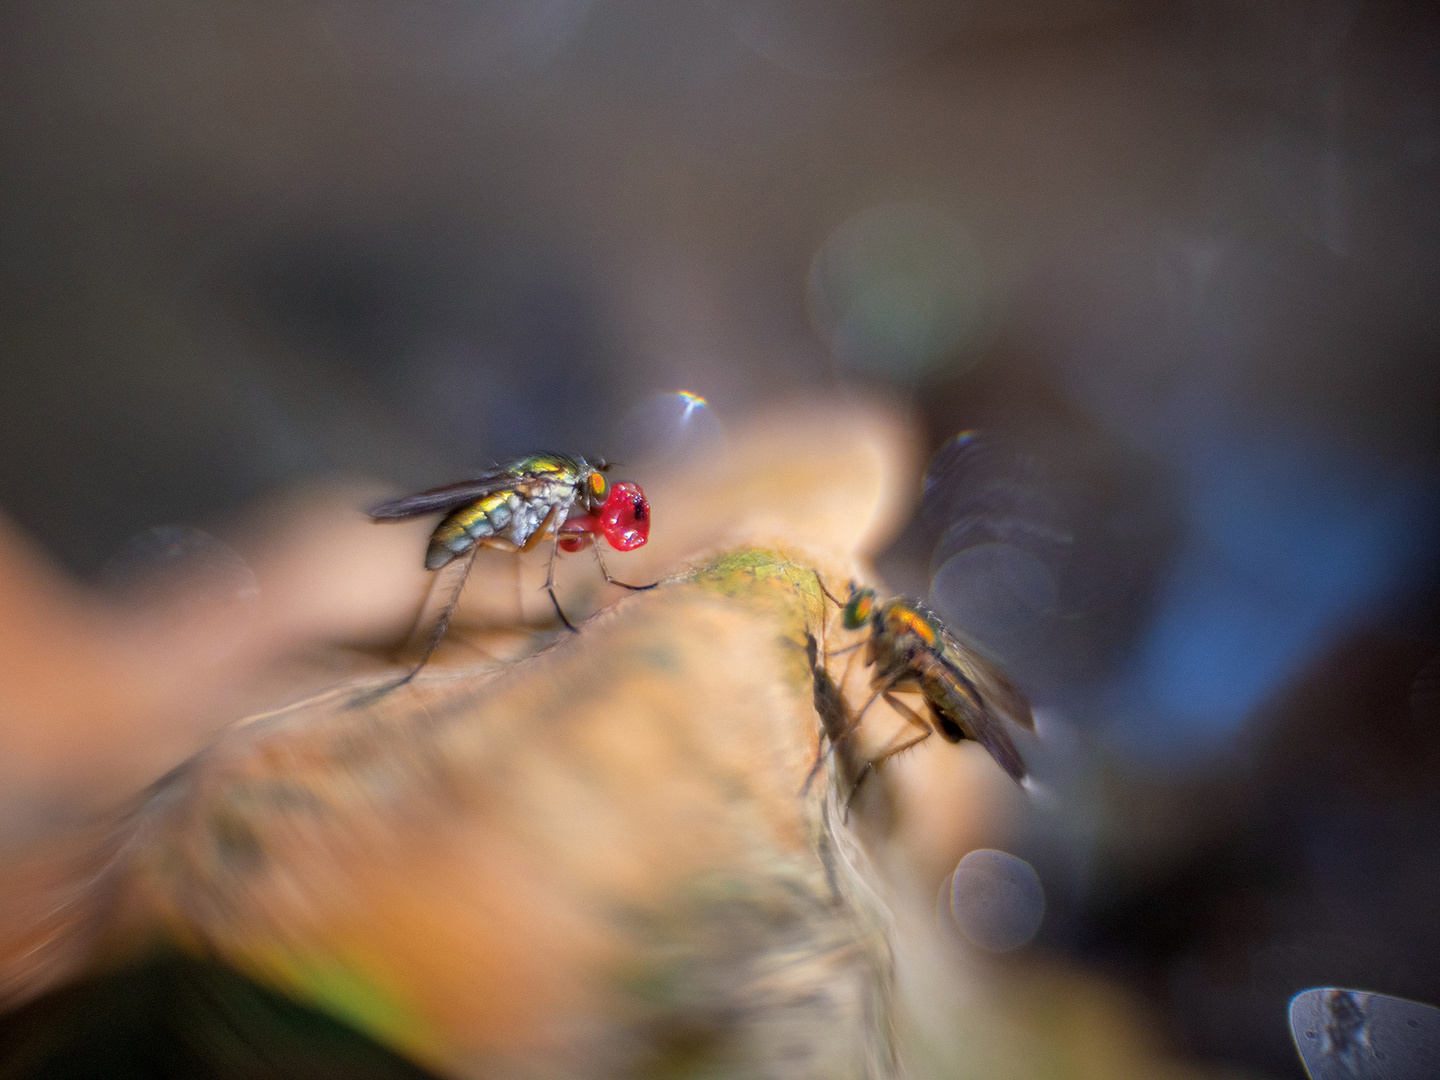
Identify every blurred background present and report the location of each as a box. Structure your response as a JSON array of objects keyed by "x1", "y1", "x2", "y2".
[{"x1": 1, "y1": 1, "x2": 1437, "y2": 1076}]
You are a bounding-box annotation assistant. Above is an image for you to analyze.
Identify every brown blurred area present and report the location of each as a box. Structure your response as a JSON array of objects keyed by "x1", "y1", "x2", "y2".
[
  {"x1": 1, "y1": 2, "x2": 1439, "y2": 1077},
  {"x1": 0, "y1": 405, "x2": 1237, "y2": 1080}
]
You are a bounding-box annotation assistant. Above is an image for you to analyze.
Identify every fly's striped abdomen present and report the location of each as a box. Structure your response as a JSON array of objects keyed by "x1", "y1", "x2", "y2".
[
  {"x1": 427, "y1": 491, "x2": 510, "y2": 568},
  {"x1": 915, "y1": 653, "x2": 1028, "y2": 781},
  {"x1": 424, "y1": 485, "x2": 578, "y2": 569},
  {"x1": 916, "y1": 663, "x2": 982, "y2": 743}
]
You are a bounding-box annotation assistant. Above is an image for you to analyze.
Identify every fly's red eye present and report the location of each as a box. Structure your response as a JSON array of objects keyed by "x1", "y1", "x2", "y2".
[{"x1": 599, "y1": 482, "x2": 650, "y2": 551}]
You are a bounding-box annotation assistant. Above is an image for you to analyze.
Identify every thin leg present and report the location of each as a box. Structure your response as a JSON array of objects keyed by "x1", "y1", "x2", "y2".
[
  {"x1": 354, "y1": 548, "x2": 477, "y2": 703},
  {"x1": 844, "y1": 726, "x2": 933, "y2": 817},
  {"x1": 843, "y1": 693, "x2": 935, "y2": 812},
  {"x1": 391, "y1": 547, "x2": 478, "y2": 687},
  {"x1": 828, "y1": 670, "x2": 896, "y2": 754},
  {"x1": 543, "y1": 532, "x2": 579, "y2": 632},
  {"x1": 592, "y1": 544, "x2": 657, "y2": 591},
  {"x1": 881, "y1": 689, "x2": 933, "y2": 736},
  {"x1": 513, "y1": 553, "x2": 524, "y2": 624},
  {"x1": 813, "y1": 571, "x2": 845, "y2": 610},
  {"x1": 398, "y1": 566, "x2": 446, "y2": 657},
  {"x1": 854, "y1": 684, "x2": 884, "y2": 727},
  {"x1": 808, "y1": 669, "x2": 902, "y2": 804}
]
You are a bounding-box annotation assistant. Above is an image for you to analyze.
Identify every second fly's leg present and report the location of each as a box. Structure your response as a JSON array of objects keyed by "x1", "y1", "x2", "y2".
[
  {"x1": 814, "y1": 654, "x2": 903, "y2": 785},
  {"x1": 811, "y1": 571, "x2": 863, "y2": 656},
  {"x1": 591, "y1": 544, "x2": 657, "y2": 592},
  {"x1": 844, "y1": 692, "x2": 934, "y2": 815},
  {"x1": 813, "y1": 571, "x2": 845, "y2": 611}
]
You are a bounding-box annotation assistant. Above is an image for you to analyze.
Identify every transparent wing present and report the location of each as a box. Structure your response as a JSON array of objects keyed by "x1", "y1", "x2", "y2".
[
  {"x1": 915, "y1": 649, "x2": 1030, "y2": 783},
  {"x1": 933, "y1": 622, "x2": 1035, "y2": 732},
  {"x1": 367, "y1": 472, "x2": 522, "y2": 520},
  {"x1": 966, "y1": 704, "x2": 1028, "y2": 784}
]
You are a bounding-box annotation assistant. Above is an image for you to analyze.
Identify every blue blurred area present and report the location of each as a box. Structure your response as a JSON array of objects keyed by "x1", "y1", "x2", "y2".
[
  {"x1": 924, "y1": 419, "x2": 1440, "y2": 760},
  {"x1": 1110, "y1": 433, "x2": 1440, "y2": 761}
]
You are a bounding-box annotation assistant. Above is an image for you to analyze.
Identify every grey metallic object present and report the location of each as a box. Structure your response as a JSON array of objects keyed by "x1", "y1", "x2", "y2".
[{"x1": 1290, "y1": 988, "x2": 1440, "y2": 1080}]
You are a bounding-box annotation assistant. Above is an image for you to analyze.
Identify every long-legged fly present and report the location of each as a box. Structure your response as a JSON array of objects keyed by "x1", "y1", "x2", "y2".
[
  {"x1": 368, "y1": 453, "x2": 655, "y2": 687},
  {"x1": 812, "y1": 577, "x2": 1033, "y2": 787}
]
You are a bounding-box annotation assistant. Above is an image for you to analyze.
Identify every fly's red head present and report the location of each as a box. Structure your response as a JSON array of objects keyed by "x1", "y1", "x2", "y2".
[{"x1": 599, "y1": 482, "x2": 649, "y2": 551}]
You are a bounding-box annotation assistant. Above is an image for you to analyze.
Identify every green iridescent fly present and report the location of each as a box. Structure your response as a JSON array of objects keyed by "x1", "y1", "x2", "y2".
[
  {"x1": 812, "y1": 578, "x2": 1033, "y2": 789},
  {"x1": 369, "y1": 452, "x2": 654, "y2": 686}
]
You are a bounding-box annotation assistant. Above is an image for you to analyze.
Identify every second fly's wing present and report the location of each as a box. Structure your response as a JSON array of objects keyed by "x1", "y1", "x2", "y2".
[
  {"x1": 368, "y1": 471, "x2": 525, "y2": 520},
  {"x1": 933, "y1": 620, "x2": 1034, "y2": 732},
  {"x1": 913, "y1": 648, "x2": 1029, "y2": 784}
]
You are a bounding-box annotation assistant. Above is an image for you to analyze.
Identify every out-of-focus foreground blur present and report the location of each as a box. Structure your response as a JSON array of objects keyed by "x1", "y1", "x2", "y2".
[{"x1": 1, "y1": 2, "x2": 1438, "y2": 1078}]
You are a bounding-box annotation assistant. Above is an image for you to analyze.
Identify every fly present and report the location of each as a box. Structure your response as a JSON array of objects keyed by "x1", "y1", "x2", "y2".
[
  {"x1": 815, "y1": 579, "x2": 1033, "y2": 786},
  {"x1": 369, "y1": 453, "x2": 655, "y2": 687}
]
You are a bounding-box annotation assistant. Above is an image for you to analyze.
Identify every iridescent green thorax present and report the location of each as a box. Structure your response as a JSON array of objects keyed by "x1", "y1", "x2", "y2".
[
  {"x1": 516, "y1": 453, "x2": 611, "y2": 512},
  {"x1": 513, "y1": 452, "x2": 579, "y2": 479}
]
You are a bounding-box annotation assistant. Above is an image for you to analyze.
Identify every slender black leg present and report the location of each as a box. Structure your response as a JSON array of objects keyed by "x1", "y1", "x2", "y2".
[
  {"x1": 543, "y1": 533, "x2": 579, "y2": 633},
  {"x1": 353, "y1": 548, "x2": 478, "y2": 703},
  {"x1": 854, "y1": 683, "x2": 884, "y2": 728},
  {"x1": 843, "y1": 691, "x2": 934, "y2": 811},
  {"x1": 811, "y1": 572, "x2": 866, "y2": 651},
  {"x1": 391, "y1": 547, "x2": 478, "y2": 688},
  {"x1": 592, "y1": 544, "x2": 657, "y2": 591},
  {"x1": 398, "y1": 566, "x2": 445, "y2": 658}
]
